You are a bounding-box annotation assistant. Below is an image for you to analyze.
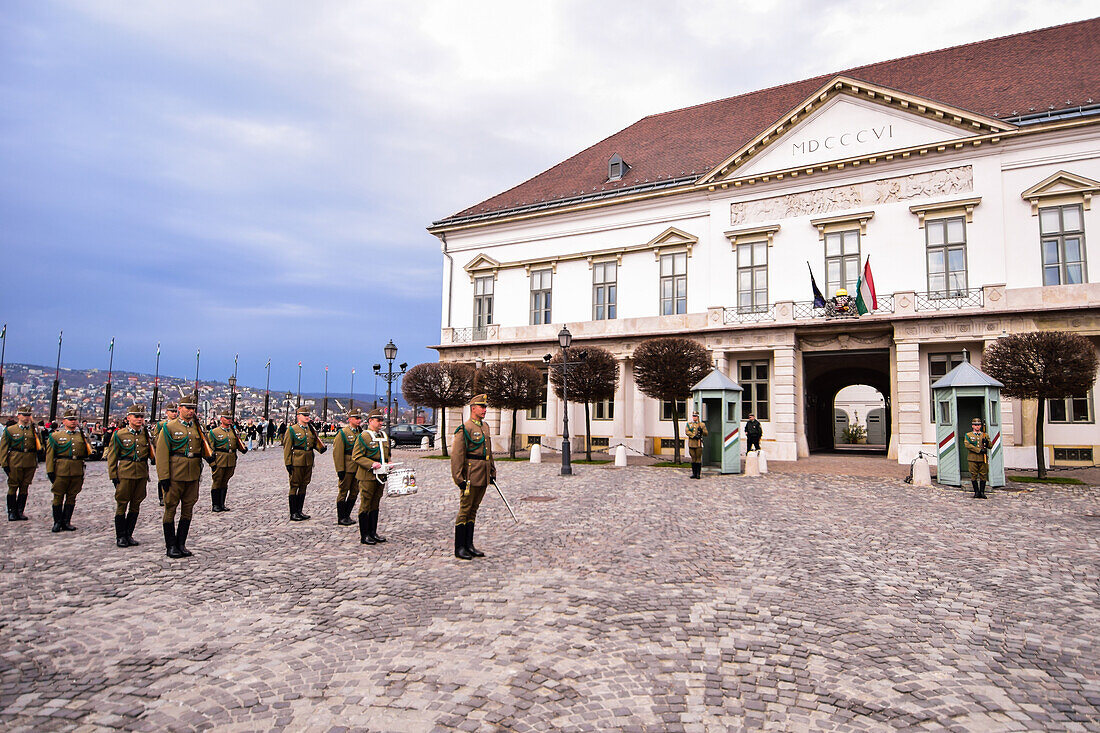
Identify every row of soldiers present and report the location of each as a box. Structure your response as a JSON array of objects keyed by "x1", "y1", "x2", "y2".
[{"x1": 2, "y1": 393, "x2": 499, "y2": 561}]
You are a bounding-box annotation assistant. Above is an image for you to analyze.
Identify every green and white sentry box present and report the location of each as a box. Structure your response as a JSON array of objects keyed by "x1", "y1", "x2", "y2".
[
  {"x1": 931, "y1": 359, "x2": 1005, "y2": 487},
  {"x1": 691, "y1": 369, "x2": 743, "y2": 474}
]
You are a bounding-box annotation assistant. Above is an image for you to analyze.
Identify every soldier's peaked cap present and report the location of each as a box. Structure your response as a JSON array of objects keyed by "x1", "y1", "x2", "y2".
[
  {"x1": 126, "y1": 404, "x2": 146, "y2": 416},
  {"x1": 16, "y1": 405, "x2": 32, "y2": 415},
  {"x1": 62, "y1": 408, "x2": 78, "y2": 419},
  {"x1": 469, "y1": 393, "x2": 488, "y2": 407},
  {"x1": 178, "y1": 394, "x2": 199, "y2": 408},
  {"x1": 219, "y1": 408, "x2": 232, "y2": 418},
  {"x1": 365, "y1": 408, "x2": 383, "y2": 420},
  {"x1": 296, "y1": 406, "x2": 310, "y2": 415},
  {"x1": 347, "y1": 408, "x2": 362, "y2": 418},
  {"x1": 164, "y1": 402, "x2": 178, "y2": 411}
]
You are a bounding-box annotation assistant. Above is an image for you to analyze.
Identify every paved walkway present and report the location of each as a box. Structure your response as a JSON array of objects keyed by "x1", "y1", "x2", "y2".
[{"x1": 1, "y1": 449, "x2": 1098, "y2": 731}]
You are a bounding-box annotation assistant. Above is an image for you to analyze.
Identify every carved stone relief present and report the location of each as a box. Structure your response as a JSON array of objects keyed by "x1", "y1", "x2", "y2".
[{"x1": 730, "y1": 166, "x2": 973, "y2": 225}]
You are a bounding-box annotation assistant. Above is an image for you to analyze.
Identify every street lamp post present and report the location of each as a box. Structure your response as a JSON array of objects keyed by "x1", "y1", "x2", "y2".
[
  {"x1": 374, "y1": 340, "x2": 407, "y2": 434},
  {"x1": 545, "y1": 326, "x2": 586, "y2": 476}
]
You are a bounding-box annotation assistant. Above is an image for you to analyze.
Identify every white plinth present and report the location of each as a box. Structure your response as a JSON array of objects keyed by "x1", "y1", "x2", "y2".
[
  {"x1": 744, "y1": 452, "x2": 760, "y2": 477},
  {"x1": 529, "y1": 443, "x2": 542, "y2": 464},
  {"x1": 912, "y1": 456, "x2": 932, "y2": 486},
  {"x1": 614, "y1": 444, "x2": 627, "y2": 467},
  {"x1": 757, "y1": 451, "x2": 768, "y2": 474}
]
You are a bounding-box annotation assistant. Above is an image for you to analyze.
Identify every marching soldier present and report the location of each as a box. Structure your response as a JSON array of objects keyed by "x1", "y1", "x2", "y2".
[
  {"x1": 1, "y1": 405, "x2": 40, "y2": 521},
  {"x1": 153, "y1": 402, "x2": 178, "y2": 506},
  {"x1": 283, "y1": 406, "x2": 326, "y2": 521},
  {"x1": 450, "y1": 394, "x2": 495, "y2": 560},
  {"x1": 45, "y1": 408, "x2": 90, "y2": 532},
  {"x1": 332, "y1": 408, "x2": 363, "y2": 526},
  {"x1": 106, "y1": 405, "x2": 155, "y2": 547},
  {"x1": 208, "y1": 409, "x2": 247, "y2": 512},
  {"x1": 686, "y1": 410, "x2": 708, "y2": 479},
  {"x1": 965, "y1": 417, "x2": 992, "y2": 499},
  {"x1": 155, "y1": 393, "x2": 210, "y2": 558},
  {"x1": 351, "y1": 408, "x2": 389, "y2": 544}
]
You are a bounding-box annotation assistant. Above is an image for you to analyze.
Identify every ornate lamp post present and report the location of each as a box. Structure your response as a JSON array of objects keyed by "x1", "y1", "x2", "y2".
[
  {"x1": 545, "y1": 326, "x2": 586, "y2": 476},
  {"x1": 374, "y1": 340, "x2": 407, "y2": 434}
]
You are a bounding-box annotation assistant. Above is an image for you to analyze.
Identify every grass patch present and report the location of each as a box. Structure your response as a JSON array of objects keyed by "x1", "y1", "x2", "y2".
[
  {"x1": 652, "y1": 461, "x2": 691, "y2": 468},
  {"x1": 424, "y1": 454, "x2": 450, "y2": 460},
  {"x1": 1008, "y1": 475, "x2": 1086, "y2": 485}
]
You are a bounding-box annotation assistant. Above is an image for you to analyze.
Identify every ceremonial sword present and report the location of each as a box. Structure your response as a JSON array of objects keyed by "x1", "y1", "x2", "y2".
[{"x1": 490, "y1": 481, "x2": 519, "y2": 524}]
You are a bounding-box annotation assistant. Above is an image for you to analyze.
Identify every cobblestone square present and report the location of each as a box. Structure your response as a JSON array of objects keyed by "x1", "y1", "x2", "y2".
[{"x1": 1, "y1": 449, "x2": 1098, "y2": 731}]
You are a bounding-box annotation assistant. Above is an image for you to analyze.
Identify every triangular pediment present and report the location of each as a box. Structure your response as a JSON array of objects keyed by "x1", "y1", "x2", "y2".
[
  {"x1": 463, "y1": 253, "x2": 500, "y2": 275},
  {"x1": 699, "y1": 76, "x2": 1014, "y2": 184},
  {"x1": 645, "y1": 226, "x2": 698, "y2": 249},
  {"x1": 1021, "y1": 170, "x2": 1100, "y2": 199}
]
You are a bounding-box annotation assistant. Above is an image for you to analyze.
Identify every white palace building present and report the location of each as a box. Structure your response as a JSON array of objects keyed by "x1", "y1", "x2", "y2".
[{"x1": 428, "y1": 19, "x2": 1100, "y2": 469}]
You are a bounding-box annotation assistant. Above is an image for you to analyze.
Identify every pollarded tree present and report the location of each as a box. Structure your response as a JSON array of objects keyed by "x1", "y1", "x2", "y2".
[
  {"x1": 477, "y1": 361, "x2": 544, "y2": 458},
  {"x1": 548, "y1": 345, "x2": 619, "y2": 461},
  {"x1": 632, "y1": 337, "x2": 711, "y2": 464},
  {"x1": 401, "y1": 361, "x2": 476, "y2": 457},
  {"x1": 982, "y1": 331, "x2": 1098, "y2": 478}
]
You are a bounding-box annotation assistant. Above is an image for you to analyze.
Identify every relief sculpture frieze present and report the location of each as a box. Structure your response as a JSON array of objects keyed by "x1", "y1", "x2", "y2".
[{"x1": 729, "y1": 165, "x2": 972, "y2": 225}]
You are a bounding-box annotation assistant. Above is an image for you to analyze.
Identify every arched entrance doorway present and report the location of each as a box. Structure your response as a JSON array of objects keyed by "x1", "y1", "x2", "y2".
[
  {"x1": 833, "y1": 384, "x2": 887, "y2": 450},
  {"x1": 803, "y1": 349, "x2": 891, "y2": 453}
]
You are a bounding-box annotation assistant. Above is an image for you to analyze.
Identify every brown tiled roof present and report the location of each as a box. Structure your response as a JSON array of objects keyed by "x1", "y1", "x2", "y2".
[{"x1": 440, "y1": 18, "x2": 1099, "y2": 225}]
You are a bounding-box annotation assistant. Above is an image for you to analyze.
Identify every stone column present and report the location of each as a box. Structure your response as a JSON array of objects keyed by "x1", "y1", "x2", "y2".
[
  {"x1": 894, "y1": 340, "x2": 924, "y2": 463},
  {"x1": 772, "y1": 342, "x2": 799, "y2": 461},
  {"x1": 546, "y1": 380, "x2": 561, "y2": 443}
]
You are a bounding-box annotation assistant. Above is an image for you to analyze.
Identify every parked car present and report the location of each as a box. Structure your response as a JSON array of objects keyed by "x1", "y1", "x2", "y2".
[{"x1": 389, "y1": 423, "x2": 435, "y2": 448}]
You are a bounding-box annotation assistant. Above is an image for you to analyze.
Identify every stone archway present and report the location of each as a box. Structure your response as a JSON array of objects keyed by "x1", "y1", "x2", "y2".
[{"x1": 802, "y1": 349, "x2": 891, "y2": 453}]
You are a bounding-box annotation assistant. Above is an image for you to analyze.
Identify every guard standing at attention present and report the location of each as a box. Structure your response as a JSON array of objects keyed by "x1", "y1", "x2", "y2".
[
  {"x1": 964, "y1": 416, "x2": 991, "y2": 499},
  {"x1": 745, "y1": 413, "x2": 763, "y2": 453},
  {"x1": 209, "y1": 409, "x2": 247, "y2": 513},
  {"x1": 153, "y1": 402, "x2": 178, "y2": 506},
  {"x1": 155, "y1": 393, "x2": 210, "y2": 558},
  {"x1": 450, "y1": 394, "x2": 495, "y2": 560},
  {"x1": 2, "y1": 405, "x2": 40, "y2": 522},
  {"x1": 106, "y1": 404, "x2": 155, "y2": 547},
  {"x1": 686, "y1": 410, "x2": 708, "y2": 479},
  {"x1": 351, "y1": 408, "x2": 389, "y2": 545},
  {"x1": 45, "y1": 408, "x2": 90, "y2": 533},
  {"x1": 332, "y1": 408, "x2": 363, "y2": 526},
  {"x1": 283, "y1": 406, "x2": 326, "y2": 521}
]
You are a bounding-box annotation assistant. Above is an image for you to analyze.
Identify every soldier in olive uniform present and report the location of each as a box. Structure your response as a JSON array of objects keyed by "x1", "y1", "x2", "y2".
[
  {"x1": 45, "y1": 408, "x2": 90, "y2": 532},
  {"x1": 686, "y1": 410, "x2": 708, "y2": 479},
  {"x1": 332, "y1": 408, "x2": 363, "y2": 526},
  {"x1": 153, "y1": 402, "x2": 178, "y2": 506},
  {"x1": 450, "y1": 394, "x2": 496, "y2": 560},
  {"x1": 283, "y1": 406, "x2": 327, "y2": 521},
  {"x1": 2, "y1": 405, "x2": 41, "y2": 522},
  {"x1": 209, "y1": 409, "x2": 248, "y2": 513},
  {"x1": 351, "y1": 408, "x2": 390, "y2": 545},
  {"x1": 106, "y1": 404, "x2": 155, "y2": 547},
  {"x1": 964, "y1": 417, "x2": 991, "y2": 499},
  {"x1": 155, "y1": 393, "x2": 210, "y2": 558}
]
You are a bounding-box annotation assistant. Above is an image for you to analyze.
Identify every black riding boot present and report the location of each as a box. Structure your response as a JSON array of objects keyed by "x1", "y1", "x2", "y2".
[
  {"x1": 115, "y1": 515, "x2": 130, "y2": 547},
  {"x1": 15, "y1": 492, "x2": 28, "y2": 520},
  {"x1": 211, "y1": 489, "x2": 221, "y2": 512},
  {"x1": 175, "y1": 518, "x2": 193, "y2": 557},
  {"x1": 971, "y1": 480, "x2": 980, "y2": 498},
  {"x1": 51, "y1": 504, "x2": 64, "y2": 533},
  {"x1": 289, "y1": 494, "x2": 303, "y2": 521},
  {"x1": 6, "y1": 494, "x2": 15, "y2": 521},
  {"x1": 125, "y1": 511, "x2": 140, "y2": 545},
  {"x1": 335, "y1": 499, "x2": 349, "y2": 526},
  {"x1": 467, "y1": 522, "x2": 484, "y2": 557},
  {"x1": 219, "y1": 488, "x2": 231, "y2": 511},
  {"x1": 359, "y1": 512, "x2": 375, "y2": 544},
  {"x1": 61, "y1": 503, "x2": 76, "y2": 531},
  {"x1": 979, "y1": 480, "x2": 987, "y2": 499},
  {"x1": 454, "y1": 523, "x2": 472, "y2": 560},
  {"x1": 297, "y1": 494, "x2": 310, "y2": 520},
  {"x1": 164, "y1": 521, "x2": 184, "y2": 558},
  {"x1": 369, "y1": 510, "x2": 386, "y2": 543}
]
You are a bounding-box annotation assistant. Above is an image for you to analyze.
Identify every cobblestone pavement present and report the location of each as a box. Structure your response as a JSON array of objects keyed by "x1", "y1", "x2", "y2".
[{"x1": 1, "y1": 448, "x2": 1098, "y2": 732}]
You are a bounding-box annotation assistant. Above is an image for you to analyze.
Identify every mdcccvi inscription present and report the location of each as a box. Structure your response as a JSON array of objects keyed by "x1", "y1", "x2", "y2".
[
  {"x1": 791, "y1": 125, "x2": 894, "y2": 156},
  {"x1": 729, "y1": 165, "x2": 973, "y2": 225}
]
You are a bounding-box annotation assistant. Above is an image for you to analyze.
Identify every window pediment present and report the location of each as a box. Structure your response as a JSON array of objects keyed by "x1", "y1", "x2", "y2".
[
  {"x1": 725, "y1": 224, "x2": 780, "y2": 248},
  {"x1": 646, "y1": 226, "x2": 697, "y2": 259},
  {"x1": 810, "y1": 211, "x2": 874, "y2": 240},
  {"x1": 463, "y1": 253, "x2": 500, "y2": 281},
  {"x1": 1021, "y1": 170, "x2": 1100, "y2": 215},
  {"x1": 909, "y1": 197, "x2": 982, "y2": 228}
]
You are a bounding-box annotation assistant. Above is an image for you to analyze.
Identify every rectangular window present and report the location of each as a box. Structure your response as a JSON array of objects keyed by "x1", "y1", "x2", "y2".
[
  {"x1": 738, "y1": 360, "x2": 769, "y2": 420},
  {"x1": 660, "y1": 399, "x2": 687, "y2": 421},
  {"x1": 593, "y1": 261, "x2": 617, "y2": 320},
  {"x1": 926, "y1": 216, "x2": 968, "y2": 296},
  {"x1": 824, "y1": 230, "x2": 860, "y2": 297},
  {"x1": 1053, "y1": 447, "x2": 1094, "y2": 462},
  {"x1": 1048, "y1": 393, "x2": 1093, "y2": 423},
  {"x1": 593, "y1": 398, "x2": 614, "y2": 421},
  {"x1": 473, "y1": 276, "x2": 494, "y2": 339},
  {"x1": 989, "y1": 400, "x2": 999, "y2": 426},
  {"x1": 938, "y1": 399, "x2": 952, "y2": 426},
  {"x1": 527, "y1": 371, "x2": 547, "y2": 420},
  {"x1": 1039, "y1": 204, "x2": 1087, "y2": 285},
  {"x1": 929, "y1": 353, "x2": 964, "y2": 419},
  {"x1": 737, "y1": 242, "x2": 768, "y2": 313},
  {"x1": 727, "y1": 402, "x2": 738, "y2": 422},
  {"x1": 530, "y1": 269, "x2": 552, "y2": 325},
  {"x1": 659, "y1": 252, "x2": 687, "y2": 315}
]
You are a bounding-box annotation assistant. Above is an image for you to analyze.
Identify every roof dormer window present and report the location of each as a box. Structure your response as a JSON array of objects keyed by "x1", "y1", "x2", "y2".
[{"x1": 608, "y1": 153, "x2": 628, "y2": 182}]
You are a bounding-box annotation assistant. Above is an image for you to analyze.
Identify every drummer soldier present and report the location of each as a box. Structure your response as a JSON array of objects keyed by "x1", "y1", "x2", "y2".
[
  {"x1": 153, "y1": 402, "x2": 178, "y2": 506},
  {"x1": 208, "y1": 408, "x2": 247, "y2": 512},
  {"x1": 964, "y1": 416, "x2": 992, "y2": 499},
  {"x1": 283, "y1": 405, "x2": 327, "y2": 521},
  {"x1": 686, "y1": 410, "x2": 708, "y2": 479},
  {"x1": 2, "y1": 405, "x2": 40, "y2": 522},
  {"x1": 351, "y1": 408, "x2": 390, "y2": 545},
  {"x1": 106, "y1": 404, "x2": 155, "y2": 547},
  {"x1": 450, "y1": 393, "x2": 496, "y2": 560},
  {"x1": 332, "y1": 408, "x2": 363, "y2": 526},
  {"x1": 45, "y1": 408, "x2": 90, "y2": 532},
  {"x1": 155, "y1": 393, "x2": 208, "y2": 558}
]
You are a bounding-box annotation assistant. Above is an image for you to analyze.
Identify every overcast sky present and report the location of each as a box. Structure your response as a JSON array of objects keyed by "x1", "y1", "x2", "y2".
[{"x1": 1, "y1": 1, "x2": 1095, "y2": 393}]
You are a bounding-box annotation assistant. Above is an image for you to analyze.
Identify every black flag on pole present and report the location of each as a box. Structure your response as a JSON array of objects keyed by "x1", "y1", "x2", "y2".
[{"x1": 807, "y1": 262, "x2": 826, "y2": 307}]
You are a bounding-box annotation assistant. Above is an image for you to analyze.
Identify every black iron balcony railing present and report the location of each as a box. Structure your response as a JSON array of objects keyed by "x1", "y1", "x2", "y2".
[
  {"x1": 723, "y1": 305, "x2": 776, "y2": 325},
  {"x1": 793, "y1": 294, "x2": 895, "y2": 320},
  {"x1": 915, "y1": 288, "x2": 984, "y2": 311}
]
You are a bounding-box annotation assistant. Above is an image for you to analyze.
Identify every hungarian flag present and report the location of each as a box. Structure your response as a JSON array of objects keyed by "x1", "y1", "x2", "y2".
[{"x1": 855, "y1": 256, "x2": 877, "y2": 314}]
